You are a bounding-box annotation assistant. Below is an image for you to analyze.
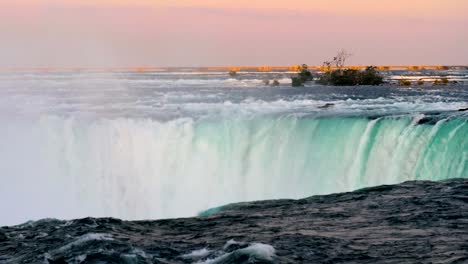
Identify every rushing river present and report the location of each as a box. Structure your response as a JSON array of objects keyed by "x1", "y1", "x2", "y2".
[{"x1": 0, "y1": 70, "x2": 466, "y2": 226}]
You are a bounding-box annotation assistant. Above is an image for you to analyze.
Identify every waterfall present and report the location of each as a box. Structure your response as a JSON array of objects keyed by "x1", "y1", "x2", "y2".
[{"x1": 1, "y1": 114, "x2": 466, "y2": 225}]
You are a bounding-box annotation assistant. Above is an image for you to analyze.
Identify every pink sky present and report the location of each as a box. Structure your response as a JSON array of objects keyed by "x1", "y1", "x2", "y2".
[{"x1": 1, "y1": 0, "x2": 467, "y2": 67}]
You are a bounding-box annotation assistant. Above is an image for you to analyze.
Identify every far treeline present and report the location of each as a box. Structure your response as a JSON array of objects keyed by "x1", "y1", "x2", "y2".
[{"x1": 292, "y1": 50, "x2": 384, "y2": 87}]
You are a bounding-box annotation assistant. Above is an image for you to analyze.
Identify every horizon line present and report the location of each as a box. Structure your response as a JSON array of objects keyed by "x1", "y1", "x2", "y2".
[{"x1": 1, "y1": 65, "x2": 468, "y2": 73}]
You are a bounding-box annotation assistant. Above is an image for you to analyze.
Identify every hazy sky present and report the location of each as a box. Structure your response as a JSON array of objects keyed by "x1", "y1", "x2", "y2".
[{"x1": 1, "y1": 0, "x2": 467, "y2": 67}]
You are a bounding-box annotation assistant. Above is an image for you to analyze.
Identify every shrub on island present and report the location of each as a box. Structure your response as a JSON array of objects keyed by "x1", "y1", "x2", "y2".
[
  {"x1": 229, "y1": 71, "x2": 237, "y2": 77},
  {"x1": 317, "y1": 67, "x2": 384, "y2": 86},
  {"x1": 440, "y1": 78, "x2": 449, "y2": 85},
  {"x1": 399, "y1": 79, "x2": 412, "y2": 86},
  {"x1": 262, "y1": 79, "x2": 281, "y2": 86},
  {"x1": 360, "y1": 66, "x2": 384, "y2": 85},
  {"x1": 292, "y1": 50, "x2": 383, "y2": 87},
  {"x1": 432, "y1": 78, "x2": 451, "y2": 86},
  {"x1": 291, "y1": 64, "x2": 314, "y2": 87},
  {"x1": 292, "y1": 76, "x2": 304, "y2": 87}
]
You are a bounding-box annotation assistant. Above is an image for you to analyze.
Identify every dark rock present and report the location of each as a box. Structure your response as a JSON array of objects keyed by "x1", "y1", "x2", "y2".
[
  {"x1": 415, "y1": 113, "x2": 447, "y2": 125},
  {"x1": 317, "y1": 103, "x2": 335, "y2": 109},
  {"x1": 1, "y1": 179, "x2": 468, "y2": 263},
  {"x1": 416, "y1": 117, "x2": 436, "y2": 125}
]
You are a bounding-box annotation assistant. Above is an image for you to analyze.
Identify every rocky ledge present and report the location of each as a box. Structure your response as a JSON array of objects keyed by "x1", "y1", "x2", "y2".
[{"x1": 1, "y1": 179, "x2": 468, "y2": 263}]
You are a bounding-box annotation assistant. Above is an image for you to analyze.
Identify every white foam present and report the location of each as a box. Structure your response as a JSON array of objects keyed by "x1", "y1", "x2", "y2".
[
  {"x1": 54, "y1": 233, "x2": 114, "y2": 253},
  {"x1": 411, "y1": 114, "x2": 426, "y2": 126},
  {"x1": 197, "y1": 243, "x2": 276, "y2": 264},
  {"x1": 75, "y1": 255, "x2": 87, "y2": 262},
  {"x1": 239, "y1": 243, "x2": 276, "y2": 261},
  {"x1": 223, "y1": 239, "x2": 240, "y2": 250},
  {"x1": 182, "y1": 248, "x2": 212, "y2": 259}
]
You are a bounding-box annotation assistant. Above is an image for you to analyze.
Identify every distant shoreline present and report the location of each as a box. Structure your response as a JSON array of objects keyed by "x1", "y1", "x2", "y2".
[{"x1": 1, "y1": 65, "x2": 468, "y2": 73}]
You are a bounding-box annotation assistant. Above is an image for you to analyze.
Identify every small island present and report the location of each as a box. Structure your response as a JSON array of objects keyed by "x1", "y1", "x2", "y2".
[{"x1": 292, "y1": 50, "x2": 384, "y2": 87}]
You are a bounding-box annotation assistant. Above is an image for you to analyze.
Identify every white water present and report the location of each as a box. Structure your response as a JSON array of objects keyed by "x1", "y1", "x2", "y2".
[
  {"x1": 1, "y1": 114, "x2": 466, "y2": 226},
  {"x1": 0, "y1": 71, "x2": 466, "y2": 226}
]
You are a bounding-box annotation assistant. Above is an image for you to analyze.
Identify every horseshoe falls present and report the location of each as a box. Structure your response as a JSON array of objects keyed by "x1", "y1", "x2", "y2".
[{"x1": 0, "y1": 71, "x2": 467, "y2": 226}]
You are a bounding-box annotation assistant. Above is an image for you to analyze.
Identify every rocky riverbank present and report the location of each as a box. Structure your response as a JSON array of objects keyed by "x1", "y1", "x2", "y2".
[{"x1": 1, "y1": 179, "x2": 467, "y2": 263}]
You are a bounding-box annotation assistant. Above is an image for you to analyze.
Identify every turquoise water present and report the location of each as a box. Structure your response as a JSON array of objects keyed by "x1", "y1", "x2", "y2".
[
  {"x1": 200, "y1": 115, "x2": 467, "y2": 216},
  {"x1": 192, "y1": 116, "x2": 466, "y2": 195},
  {"x1": 0, "y1": 70, "x2": 466, "y2": 225}
]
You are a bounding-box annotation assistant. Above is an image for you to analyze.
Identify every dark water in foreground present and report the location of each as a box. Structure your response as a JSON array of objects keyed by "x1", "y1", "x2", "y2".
[{"x1": 1, "y1": 179, "x2": 467, "y2": 263}]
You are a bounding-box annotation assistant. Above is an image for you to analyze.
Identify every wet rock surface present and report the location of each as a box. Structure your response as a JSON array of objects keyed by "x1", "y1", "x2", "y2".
[{"x1": 1, "y1": 179, "x2": 468, "y2": 263}]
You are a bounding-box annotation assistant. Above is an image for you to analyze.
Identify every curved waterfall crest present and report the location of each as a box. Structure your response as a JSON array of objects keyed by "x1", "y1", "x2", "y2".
[{"x1": 1, "y1": 114, "x2": 466, "y2": 225}]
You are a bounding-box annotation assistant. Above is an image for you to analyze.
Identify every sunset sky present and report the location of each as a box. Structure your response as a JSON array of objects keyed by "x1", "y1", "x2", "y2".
[{"x1": 1, "y1": 0, "x2": 467, "y2": 67}]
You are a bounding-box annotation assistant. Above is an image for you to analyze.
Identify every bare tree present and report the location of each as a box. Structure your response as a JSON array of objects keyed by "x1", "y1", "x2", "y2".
[
  {"x1": 322, "y1": 60, "x2": 333, "y2": 72},
  {"x1": 333, "y1": 49, "x2": 352, "y2": 69},
  {"x1": 322, "y1": 49, "x2": 352, "y2": 71}
]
